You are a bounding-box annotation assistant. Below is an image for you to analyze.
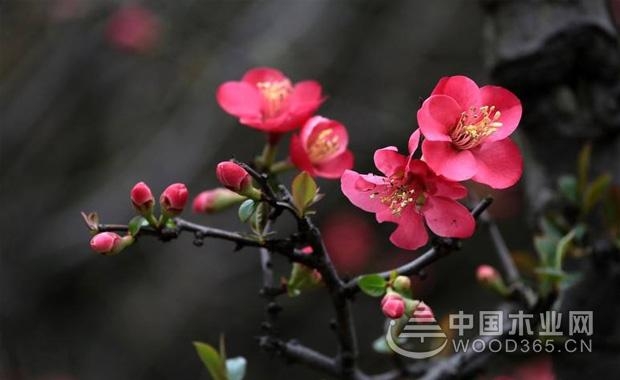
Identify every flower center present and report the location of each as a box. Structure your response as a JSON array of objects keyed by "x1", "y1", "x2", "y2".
[
  {"x1": 450, "y1": 105, "x2": 502, "y2": 150},
  {"x1": 369, "y1": 177, "x2": 425, "y2": 216},
  {"x1": 307, "y1": 128, "x2": 340, "y2": 162},
  {"x1": 256, "y1": 79, "x2": 293, "y2": 117}
]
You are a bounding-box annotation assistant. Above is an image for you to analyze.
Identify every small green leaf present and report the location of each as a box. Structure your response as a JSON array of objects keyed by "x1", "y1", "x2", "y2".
[
  {"x1": 554, "y1": 229, "x2": 576, "y2": 269},
  {"x1": 539, "y1": 217, "x2": 563, "y2": 240},
  {"x1": 558, "y1": 175, "x2": 578, "y2": 204},
  {"x1": 582, "y1": 174, "x2": 611, "y2": 214},
  {"x1": 534, "y1": 235, "x2": 557, "y2": 267},
  {"x1": 291, "y1": 172, "x2": 318, "y2": 216},
  {"x1": 250, "y1": 202, "x2": 269, "y2": 235},
  {"x1": 286, "y1": 263, "x2": 321, "y2": 297},
  {"x1": 238, "y1": 199, "x2": 257, "y2": 223},
  {"x1": 193, "y1": 342, "x2": 227, "y2": 380},
  {"x1": 358, "y1": 274, "x2": 387, "y2": 297},
  {"x1": 128, "y1": 216, "x2": 149, "y2": 237},
  {"x1": 577, "y1": 143, "x2": 591, "y2": 196},
  {"x1": 226, "y1": 357, "x2": 247, "y2": 380}
]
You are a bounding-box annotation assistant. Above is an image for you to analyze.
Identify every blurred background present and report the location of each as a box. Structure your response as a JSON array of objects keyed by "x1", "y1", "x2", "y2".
[{"x1": 1, "y1": 1, "x2": 619, "y2": 379}]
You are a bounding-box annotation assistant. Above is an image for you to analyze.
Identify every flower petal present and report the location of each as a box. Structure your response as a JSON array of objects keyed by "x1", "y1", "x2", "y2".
[
  {"x1": 417, "y1": 95, "x2": 461, "y2": 142},
  {"x1": 374, "y1": 147, "x2": 407, "y2": 177},
  {"x1": 408, "y1": 129, "x2": 421, "y2": 155},
  {"x1": 302, "y1": 116, "x2": 349, "y2": 163},
  {"x1": 480, "y1": 85, "x2": 522, "y2": 142},
  {"x1": 315, "y1": 150, "x2": 354, "y2": 179},
  {"x1": 341, "y1": 170, "x2": 387, "y2": 213},
  {"x1": 216, "y1": 82, "x2": 262, "y2": 119},
  {"x1": 377, "y1": 207, "x2": 428, "y2": 250},
  {"x1": 471, "y1": 138, "x2": 523, "y2": 189},
  {"x1": 289, "y1": 134, "x2": 315, "y2": 175},
  {"x1": 421, "y1": 140, "x2": 477, "y2": 181},
  {"x1": 288, "y1": 80, "x2": 324, "y2": 116},
  {"x1": 422, "y1": 196, "x2": 475, "y2": 238},
  {"x1": 430, "y1": 75, "x2": 481, "y2": 110},
  {"x1": 430, "y1": 176, "x2": 468, "y2": 200},
  {"x1": 241, "y1": 67, "x2": 286, "y2": 85}
]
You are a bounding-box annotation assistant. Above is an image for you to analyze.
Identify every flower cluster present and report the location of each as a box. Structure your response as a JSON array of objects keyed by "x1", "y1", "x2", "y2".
[
  {"x1": 216, "y1": 67, "x2": 354, "y2": 179},
  {"x1": 341, "y1": 76, "x2": 522, "y2": 250}
]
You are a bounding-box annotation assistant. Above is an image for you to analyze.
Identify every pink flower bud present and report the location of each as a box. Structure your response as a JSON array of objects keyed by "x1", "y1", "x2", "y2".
[
  {"x1": 381, "y1": 294, "x2": 405, "y2": 319},
  {"x1": 476, "y1": 264, "x2": 500, "y2": 284},
  {"x1": 131, "y1": 181, "x2": 154, "y2": 213},
  {"x1": 192, "y1": 188, "x2": 245, "y2": 214},
  {"x1": 160, "y1": 183, "x2": 189, "y2": 216},
  {"x1": 90, "y1": 232, "x2": 122, "y2": 255},
  {"x1": 216, "y1": 162, "x2": 252, "y2": 192}
]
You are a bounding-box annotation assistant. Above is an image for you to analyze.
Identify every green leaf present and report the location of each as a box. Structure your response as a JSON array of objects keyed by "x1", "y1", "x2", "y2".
[
  {"x1": 577, "y1": 143, "x2": 591, "y2": 196},
  {"x1": 250, "y1": 202, "x2": 269, "y2": 235},
  {"x1": 128, "y1": 216, "x2": 149, "y2": 237},
  {"x1": 193, "y1": 342, "x2": 227, "y2": 380},
  {"x1": 539, "y1": 217, "x2": 563, "y2": 240},
  {"x1": 582, "y1": 174, "x2": 611, "y2": 214},
  {"x1": 558, "y1": 175, "x2": 578, "y2": 204},
  {"x1": 358, "y1": 274, "x2": 387, "y2": 297},
  {"x1": 291, "y1": 172, "x2": 318, "y2": 216},
  {"x1": 226, "y1": 357, "x2": 247, "y2": 380},
  {"x1": 534, "y1": 235, "x2": 558, "y2": 267},
  {"x1": 554, "y1": 229, "x2": 576, "y2": 269},
  {"x1": 238, "y1": 199, "x2": 257, "y2": 223}
]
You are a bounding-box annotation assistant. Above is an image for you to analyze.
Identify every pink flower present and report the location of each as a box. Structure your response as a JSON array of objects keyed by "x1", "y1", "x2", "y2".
[
  {"x1": 105, "y1": 5, "x2": 160, "y2": 54},
  {"x1": 381, "y1": 294, "x2": 405, "y2": 319},
  {"x1": 216, "y1": 161, "x2": 251, "y2": 192},
  {"x1": 417, "y1": 75, "x2": 523, "y2": 189},
  {"x1": 192, "y1": 188, "x2": 245, "y2": 214},
  {"x1": 90, "y1": 232, "x2": 122, "y2": 255},
  {"x1": 216, "y1": 67, "x2": 324, "y2": 133},
  {"x1": 159, "y1": 183, "x2": 188, "y2": 216},
  {"x1": 340, "y1": 138, "x2": 475, "y2": 250},
  {"x1": 290, "y1": 116, "x2": 354, "y2": 179},
  {"x1": 131, "y1": 181, "x2": 154, "y2": 213}
]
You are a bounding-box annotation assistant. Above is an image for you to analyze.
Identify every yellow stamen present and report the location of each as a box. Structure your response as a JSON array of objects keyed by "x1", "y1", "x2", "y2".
[
  {"x1": 451, "y1": 105, "x2": 502, "y2": 150},
  {"x1": 256, "y1": 79, "x2": 293, "y2": 117},
  {"x1": 308, "y1": 128, "x2": 340, "y2": 162}
]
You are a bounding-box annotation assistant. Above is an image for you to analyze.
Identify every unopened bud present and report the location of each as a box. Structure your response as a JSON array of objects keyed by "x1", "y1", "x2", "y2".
[
  {"x1": 216, "y1": 161, "x2": 261, "y2": 199},
  {"x1": 392, "y1": 275, "x2": 411, "y2": 293},
  {"x1": 90, "y1": 232, "x2": 133, "y2": 256},
  {"x1": 131, "y1": 181, "x2": 154, "y2": 215},
  {"x1": 159, "y1": 183, "x2": 188, "y2": 217},
  {"x1": 381, "y1": 293, "x2": 405, "y2": 319},
  {"x1": 476, "y1": 264, "x2": 508, "y2": 294},
  {"x1": 192, "y1": 188, "x2": 246, "y2": 214}
]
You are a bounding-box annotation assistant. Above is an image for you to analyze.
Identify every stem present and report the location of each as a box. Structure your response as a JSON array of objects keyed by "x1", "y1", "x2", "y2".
[{"x1": 270, "y1": 160, "x2": 295, "y2": 174}]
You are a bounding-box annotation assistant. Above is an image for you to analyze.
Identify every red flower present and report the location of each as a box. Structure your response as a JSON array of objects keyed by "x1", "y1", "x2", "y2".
[
  {"x1": 417, "y1": 75, "x2": 523, "y2": 189},
  {"x1": 340, "y1": 140, "x2": 474, "y2": 250},
  {"x1": 159, "y1": 183, "x2": 188, "y2": 217},
  {"x1": 290, "y1": 116, "x2": 354, "y2": 179},
  {"x1": 216, "y1": 67, "x2": 324, "y2": 133},
  {"x1": 105, "y1": 5, "x2": 160, "y2": 54}
]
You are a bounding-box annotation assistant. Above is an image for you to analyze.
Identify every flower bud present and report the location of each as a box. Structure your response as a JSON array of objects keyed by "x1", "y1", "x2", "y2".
[
  {"x1": 160, "y1": 183, "x2": 189, "y2": 217},
  {"x1": 216, "y1": 161, "x2": 261, "y2": 199},
  {"x1": 89, "y1": 232, "x2": 133, "y2": 256},
  {"x1": 381, "y1": 293, "x2": 405, "y2": 319},
  {"x1": 192, "y1": 188, "x2": 246, "y2": 214},
  {"x1": 216, "y1": 162, "x2": 251, "y2": 191},
  {"x1": 392, "y1": 275, "x2": 411, "y2": 293},
  {"x1": 476, "y1": 265, "x2": 500, "y2": 284},
  {"x1": 131, "y1": 181, "x2": 154, "y2": 214}
]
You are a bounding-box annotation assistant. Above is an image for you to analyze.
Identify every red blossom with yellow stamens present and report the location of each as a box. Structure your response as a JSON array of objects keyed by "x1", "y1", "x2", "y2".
[
  {"x1": 418, "y1": 75, "x2": 523, "y2": 189},
  {"x1": 290, "y1": 116, "x2": 354, "y2": 179},
  {"x1": 340, "y1": 139, "x2": 475, "y2": 250},
  {"x1": 216, "y1": 67, "x2": 324, "y2": 133}
]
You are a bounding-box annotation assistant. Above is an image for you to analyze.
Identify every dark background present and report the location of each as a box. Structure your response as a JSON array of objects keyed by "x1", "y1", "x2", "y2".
[{"x1": 1, "y1": 1, "x2": 619, "y2": 379}]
